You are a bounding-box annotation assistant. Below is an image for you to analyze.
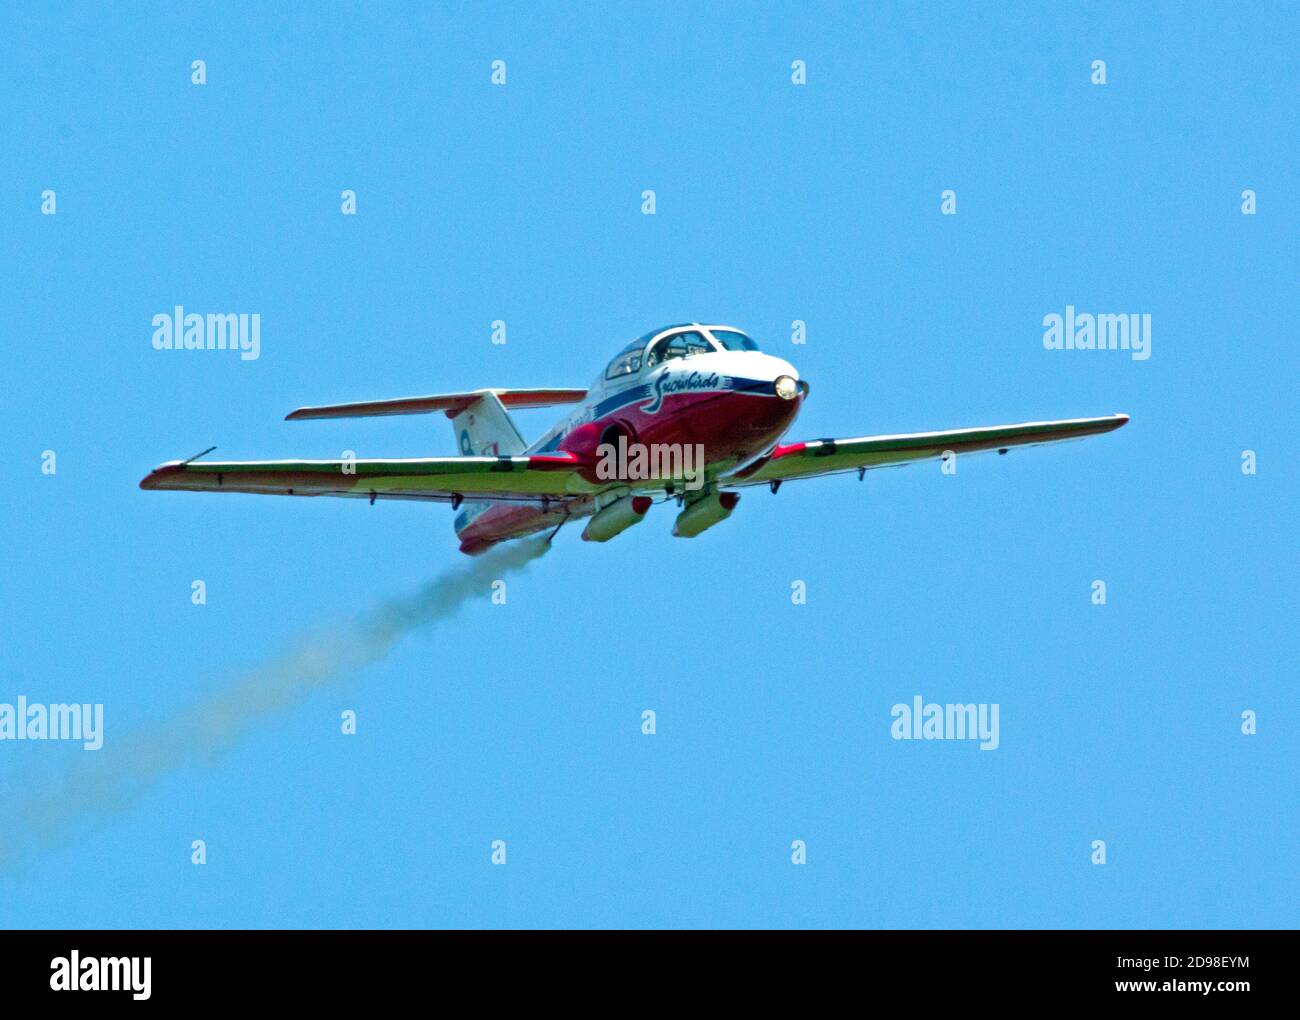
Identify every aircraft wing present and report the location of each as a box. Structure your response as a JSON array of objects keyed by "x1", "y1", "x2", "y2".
[
  {"x1": 139, "y1": 453, "x2": 593, "y2": 504},
  {"x1": 725, "y1": 413, "x2": 1129, "y2": 486}
]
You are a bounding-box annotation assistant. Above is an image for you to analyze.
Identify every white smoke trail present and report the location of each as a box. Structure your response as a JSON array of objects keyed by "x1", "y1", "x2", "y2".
[{"x1": 1, "y1": 538, "x2": 550, "y2": 866}]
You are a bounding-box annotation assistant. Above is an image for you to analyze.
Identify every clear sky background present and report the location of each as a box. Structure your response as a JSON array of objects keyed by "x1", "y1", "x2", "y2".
[{"x1": 0, "y1": 2, "x2": 1295, "y2": 929}]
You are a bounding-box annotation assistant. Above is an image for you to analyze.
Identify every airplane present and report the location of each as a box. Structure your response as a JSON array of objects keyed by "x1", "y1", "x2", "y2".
[{"x1": 140, "y1": 322, "x2": 1129, "y2": 555}]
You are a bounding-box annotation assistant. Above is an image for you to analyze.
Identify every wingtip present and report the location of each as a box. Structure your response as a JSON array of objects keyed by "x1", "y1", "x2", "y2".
[
  {"x1": 1113, "y1": 412, "x2": 1131, "y2": 428},
  {"x1": 139, "y1": 461, "x2": 184, "y2": 490}
]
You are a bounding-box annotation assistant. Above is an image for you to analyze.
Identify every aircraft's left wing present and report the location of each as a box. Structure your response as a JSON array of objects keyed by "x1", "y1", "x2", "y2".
[
  {"x1": 139, "y1": 453, "x2": 593, "y2": 504},
  {"x1": 725, "y1": 413, "x2": 1129, "y2": 487}
]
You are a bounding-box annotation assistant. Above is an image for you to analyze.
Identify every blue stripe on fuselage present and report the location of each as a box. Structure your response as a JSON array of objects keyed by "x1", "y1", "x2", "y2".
[{"x1": 594, "y1": 375, "x2": 774, "y2": 419}]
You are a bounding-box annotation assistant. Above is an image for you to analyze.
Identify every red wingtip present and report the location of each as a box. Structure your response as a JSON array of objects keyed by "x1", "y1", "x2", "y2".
[{"x1": 139, "y1": 462, "x2": 185, "y2": 489}]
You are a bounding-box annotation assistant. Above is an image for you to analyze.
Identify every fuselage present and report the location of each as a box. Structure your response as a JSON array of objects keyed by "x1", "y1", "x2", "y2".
[{"x1": 456, "y1": 324, "x2": 805, "y2": 552}]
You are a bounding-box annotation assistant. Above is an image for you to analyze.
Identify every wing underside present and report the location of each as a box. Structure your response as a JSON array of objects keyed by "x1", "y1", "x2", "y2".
[
  {"x1": 726, "y1": 413, "x2": 1129, "y2": 486},
  {"x1": 139, "y1": 454, "x2": 593, "y2": 504},
  {"x1": 141, "y1": 414, "x2": 1128, "y2": 505}
]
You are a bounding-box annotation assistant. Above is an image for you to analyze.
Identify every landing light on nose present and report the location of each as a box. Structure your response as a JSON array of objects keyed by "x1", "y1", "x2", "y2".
[{"x1": 774, "y1": 375, "x2": 800, "y2": 401}]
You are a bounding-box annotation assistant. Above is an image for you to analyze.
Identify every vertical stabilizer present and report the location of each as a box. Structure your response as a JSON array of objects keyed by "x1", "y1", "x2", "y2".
[
  {"x1": 450, "y1": 392, "x2": 527, "y2": 539},
  {"x1": 450, "y1": 392, "x2": 527, "y2": 457}
]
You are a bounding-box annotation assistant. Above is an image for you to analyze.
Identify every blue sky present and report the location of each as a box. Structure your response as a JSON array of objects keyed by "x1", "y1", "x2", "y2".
[{"x1": 0, "y1": 2, "x2": 1295, "y2": 928}]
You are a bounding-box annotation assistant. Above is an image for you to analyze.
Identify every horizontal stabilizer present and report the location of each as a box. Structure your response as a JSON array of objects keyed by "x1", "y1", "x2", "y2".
[{"x1": 286, "y1": 388, "x2": 587, "y2": 421}]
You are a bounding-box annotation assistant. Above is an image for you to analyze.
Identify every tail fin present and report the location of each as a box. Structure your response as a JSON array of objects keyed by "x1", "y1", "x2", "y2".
[
  {"x1": 451, "y1": 393, "x2": 526, "y2": 542},
  {"x1": 451, "y1": 392, "x2": 526, "y2": 456}
]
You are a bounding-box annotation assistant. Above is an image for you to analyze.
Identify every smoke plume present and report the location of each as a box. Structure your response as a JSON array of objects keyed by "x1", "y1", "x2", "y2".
[{"x1": 0, "y1": 538, "x2": 550, "y2": 867}]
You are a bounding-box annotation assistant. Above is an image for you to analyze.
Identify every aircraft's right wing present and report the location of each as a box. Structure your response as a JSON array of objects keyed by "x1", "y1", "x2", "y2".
[
  {"x1": 139, "y1": 452, "x2": 595, "y2": 504},
  {"x1": 725, "y1": 414, "x2": 1129, "y2": 486}
]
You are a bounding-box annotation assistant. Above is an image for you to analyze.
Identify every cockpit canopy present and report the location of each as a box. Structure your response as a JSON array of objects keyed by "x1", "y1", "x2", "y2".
[{"x1": 605, "y1": 324, "x2": 760, "y2": 380}]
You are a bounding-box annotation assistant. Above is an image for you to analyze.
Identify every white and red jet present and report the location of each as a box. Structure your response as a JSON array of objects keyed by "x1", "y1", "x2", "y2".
[{"x1": 140, "y1": 323, "x2": 1129, "y2": 554}]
